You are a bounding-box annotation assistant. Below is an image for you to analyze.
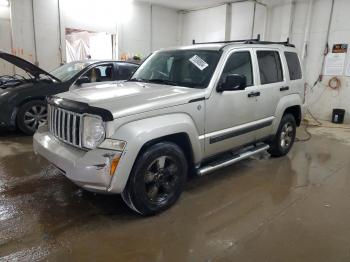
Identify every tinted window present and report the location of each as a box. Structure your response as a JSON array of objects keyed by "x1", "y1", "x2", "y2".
[
  {"x1": 221, "y1": 51, "x2": 253, "y2": 86},
  {"x1": 81, "y1": 64, "x2": 113, "y2": 83},
  {"x1": 117, "y1": 64, "x2": 138, "y2": 80},
  {"x1": 257, "y1": 51, "x2": 283, "y2": 84},
  {"x1": 284, "y1": 52, "x2": 302, "y2": 80}
]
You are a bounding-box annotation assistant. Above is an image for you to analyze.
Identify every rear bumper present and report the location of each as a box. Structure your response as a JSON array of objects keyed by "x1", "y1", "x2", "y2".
[
  {"x1": 301, "y1": 103, "x2": 307, "y2": 122},
  {"x1": 33, "y1": 126, "x2": 122, "y2": 193}
]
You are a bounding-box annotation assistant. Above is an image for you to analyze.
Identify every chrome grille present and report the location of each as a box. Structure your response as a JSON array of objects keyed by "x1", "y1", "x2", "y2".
[{"x1": 48, "y1": 104, "x2": 82, "y2": 147}]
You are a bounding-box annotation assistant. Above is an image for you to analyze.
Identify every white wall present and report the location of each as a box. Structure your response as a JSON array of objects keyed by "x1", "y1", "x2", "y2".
[
  {"x1": 118, "y1": 2, "x2": 151, "y2": 58},
  {"x1": 151, "y1": 5, "x2": 180, "y2": 51},
  {"x1": 230, "y1": 2, "x2": 254, "y2": 40},
  {"x1": 10, "y1": 0, "x2": 36, "y2": 65},
  {"x1": 33, "y1": 0, "x2": 61, "y2": 70},
  {"x1": 266, "y1": 0, "x2": 350, "y2": 123},
  {"x1": 181, "y1": 4, "x2": 227, "y2": 45},
  {"x1": 180, "y1": 2, "x2": 267, "y2": 44},
  {"x1": 0, "y1": 5, "x2": 13, "y2": 75},
  {"x1": 6, "y1": 0, "x2": 180, "y2": 71}
]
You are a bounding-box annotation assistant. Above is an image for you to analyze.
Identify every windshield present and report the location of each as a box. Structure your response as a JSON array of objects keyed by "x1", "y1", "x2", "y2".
[
  {"x1": 130, "y1": 50, "x2": 222, "y2": 89},
  {"x1": 51, "y1": 62, "x2": 91, "y2": 82}
]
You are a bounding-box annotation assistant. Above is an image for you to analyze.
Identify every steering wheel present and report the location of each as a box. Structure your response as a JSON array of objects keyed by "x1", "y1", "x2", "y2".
[{"x1": 151, "y1": 70, "x2": 168, "y2": 79}]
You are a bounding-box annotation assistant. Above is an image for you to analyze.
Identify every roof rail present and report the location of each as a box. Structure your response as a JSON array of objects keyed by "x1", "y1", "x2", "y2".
[
  {"x1": 192, "y1": 34, "x2": 261, "y2": 45},
  {"x1": 192, "y1": 34, "x2": 295, "y2": 47}
]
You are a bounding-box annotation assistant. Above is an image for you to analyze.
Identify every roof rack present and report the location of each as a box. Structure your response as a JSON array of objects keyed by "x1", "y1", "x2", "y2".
[{"x1": 192, "y1": 34, "x2": 295, "y2": 48}]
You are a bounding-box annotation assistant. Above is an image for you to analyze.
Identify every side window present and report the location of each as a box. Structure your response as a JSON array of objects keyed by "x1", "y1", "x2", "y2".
[
  {"x1": 221, "y1": 51, "x2": 253, "y2": 87},
  {"x1": 81, "y1": 64, "x2": 113, "y2": 83},
  {"x1": 257, "y1": 51, "x2": 283, "y2": 85},
  {"x1": 117, "y1": 64, "x2": 138, "y2": 80},
  {"x1": 284, "y1": 52, "x2": 302, "y2": 80}
]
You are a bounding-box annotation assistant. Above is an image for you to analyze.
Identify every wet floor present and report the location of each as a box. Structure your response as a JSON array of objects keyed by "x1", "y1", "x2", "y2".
[{"x1": 1, "y1": 127, "x2": 350, "y2": 261}]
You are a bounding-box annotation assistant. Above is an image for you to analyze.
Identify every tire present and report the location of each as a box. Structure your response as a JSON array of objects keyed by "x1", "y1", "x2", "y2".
[
  {"x1": 122, "y1": 142, "x2": 187, "y2": 216},
  {"x1": 268, "y1": 114, "x2": 296, "y2": 157},
  {"x1": 16, "y1": 100, "x2": 47, "y2": 135}
]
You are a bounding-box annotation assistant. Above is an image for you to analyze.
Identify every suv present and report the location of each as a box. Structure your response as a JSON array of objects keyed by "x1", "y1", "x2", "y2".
[{"x1": 33, "y1": 39, "x2": 305, "y2": 215}]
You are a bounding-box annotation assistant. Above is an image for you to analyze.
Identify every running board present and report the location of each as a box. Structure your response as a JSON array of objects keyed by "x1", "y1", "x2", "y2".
[{"x1": 197, "y1": 144, "x2": 270, "y2": 176}]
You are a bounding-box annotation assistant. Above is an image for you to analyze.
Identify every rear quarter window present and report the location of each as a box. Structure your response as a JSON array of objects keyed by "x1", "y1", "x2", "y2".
[{"x1": 284, "y1": 52, "x2": 302, "y2": 80}]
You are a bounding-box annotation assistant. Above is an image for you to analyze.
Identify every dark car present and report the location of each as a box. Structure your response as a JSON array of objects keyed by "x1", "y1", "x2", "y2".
[{"x1": 0, "y1": 52, "x2": 138, "y2": 134}]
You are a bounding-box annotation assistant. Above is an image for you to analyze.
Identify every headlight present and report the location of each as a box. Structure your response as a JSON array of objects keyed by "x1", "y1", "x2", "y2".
[{"x1": 82, "y1": 115, "x2": 105, "y2": 149}]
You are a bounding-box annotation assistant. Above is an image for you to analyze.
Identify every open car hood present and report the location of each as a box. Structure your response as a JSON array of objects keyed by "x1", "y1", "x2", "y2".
[{"x1": 0, "y1": 51, "x2": 61, "y2": 82}]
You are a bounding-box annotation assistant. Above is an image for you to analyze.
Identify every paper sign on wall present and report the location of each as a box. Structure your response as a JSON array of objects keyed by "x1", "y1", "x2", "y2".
[
  {"x1": 345, "y1": 51, "x2": 350, "y2": 76},
  {"x1": 189, "y1": 55, "x2": 209, "y2": 71},
  {"x1": 324, "y1": 53, "x2": 346, "y2": 76}
]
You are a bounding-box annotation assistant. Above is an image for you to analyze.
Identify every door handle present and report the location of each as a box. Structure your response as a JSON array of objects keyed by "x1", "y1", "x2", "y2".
[
  {"x1": 248, "y1": 91, "x2": 260, "y2": 98},
  {"x1": 280, "y1": 86, "x2": 289, "y2": 91}
]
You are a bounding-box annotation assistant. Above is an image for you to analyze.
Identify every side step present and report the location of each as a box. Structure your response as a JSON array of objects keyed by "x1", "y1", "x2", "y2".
[{"x1": 197, "y1": 144, "x2": 270, "y2": 176}]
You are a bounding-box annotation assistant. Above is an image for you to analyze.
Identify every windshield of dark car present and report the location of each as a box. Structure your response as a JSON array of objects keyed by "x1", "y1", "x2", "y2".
[
  {"x1": 130, "y1": 50, "x2": 222, "y2": 89},
  {"x1": 50, "y1": 62, "x2": 91, "y2": 82}
]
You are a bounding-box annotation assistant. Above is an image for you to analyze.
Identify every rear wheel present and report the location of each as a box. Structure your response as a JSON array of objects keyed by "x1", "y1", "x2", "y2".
[
  {"x1": 268, "y1": 114, "x2": 296, "y2": 157},
  {"x1": 122, "y1": 142, "x2": 187, "y2": 216},
  {"x1": 16, "y1": 100, "x2": 47, "y2": 135}
]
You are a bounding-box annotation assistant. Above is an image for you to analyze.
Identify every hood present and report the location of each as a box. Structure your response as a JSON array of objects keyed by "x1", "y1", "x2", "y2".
[
  {"x1": 58, "y1": 81, "x2": 205, "y2": 118},
  {"x1": 0, "y1": 52, "x2": 61, "y2": 82}
]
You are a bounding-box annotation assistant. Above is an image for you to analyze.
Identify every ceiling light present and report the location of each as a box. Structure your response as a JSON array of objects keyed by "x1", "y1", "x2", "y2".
[{"x1": 0, "y1": 0, "x2": 9, "y2": 7}]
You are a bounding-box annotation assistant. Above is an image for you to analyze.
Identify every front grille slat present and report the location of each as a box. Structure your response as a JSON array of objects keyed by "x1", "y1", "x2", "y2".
[
  {"x1": 62, "y1": 110, "x2": 66, "y2": 140},
  {"x1": 67, "y1": 113, "x2": 71, "y2": 143},
  {"x1": 72, "y1": 115, "x2": 77, "y2": 145},
  {"x1": 48, "y1": 105, "x2": 83, "y2": 148}
]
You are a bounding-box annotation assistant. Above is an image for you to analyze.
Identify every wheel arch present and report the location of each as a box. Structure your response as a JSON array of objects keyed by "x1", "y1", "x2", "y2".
[
  {"x1": 107, "y1": 113, "x2": 203, "y2": 193},
  {"x1": 283, "y1": 105, "x2": 301, "y2": 126},
  {"x1": 272, "y1": 94, "x2": 303, "y2": 134},
  {"x1": 137, "y1": 132, "x2": 195, "y2": 172},
  {"x1": 14, "y1": 96, "x2": 47, "y2": 119}
]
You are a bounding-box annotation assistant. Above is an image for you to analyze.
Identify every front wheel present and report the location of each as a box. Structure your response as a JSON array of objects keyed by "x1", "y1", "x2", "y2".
[
  {"x1": 122, "y1": 142, "x2": 187, "y2": 216},
  {"x1": 268, "y1": 114, "x2": 296, "y2": 157},
  {"x1": 16, "y1": 100, "x2": 47, "y2": 135}
]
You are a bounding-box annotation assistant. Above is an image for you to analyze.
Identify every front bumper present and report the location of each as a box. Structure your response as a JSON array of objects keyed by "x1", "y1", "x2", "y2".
[
  {"x1": 33, "y1": 126, "x2": 122, "y2": 193},
  {"x1": 0, "y1": 106, "x2": 16, "y2": 128}
]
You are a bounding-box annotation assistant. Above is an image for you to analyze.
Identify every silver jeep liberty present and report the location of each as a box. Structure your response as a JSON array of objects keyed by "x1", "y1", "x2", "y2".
[{"x1": 34, "y1": 39, "x2": 305, "y2": 215}]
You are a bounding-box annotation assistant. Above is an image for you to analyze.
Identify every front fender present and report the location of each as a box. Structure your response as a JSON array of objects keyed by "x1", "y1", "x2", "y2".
[
  {"x1": 272, "y1": 94, "x2": 303, "y2": 134},
  {"x1": 108, "y1": 113, "x2": 202, "y2": 193}
]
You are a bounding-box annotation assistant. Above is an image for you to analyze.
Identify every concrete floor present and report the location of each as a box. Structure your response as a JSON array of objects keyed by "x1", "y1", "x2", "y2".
[{"x1": 1, "y1": 125, "x2": 350, "y2": 261}]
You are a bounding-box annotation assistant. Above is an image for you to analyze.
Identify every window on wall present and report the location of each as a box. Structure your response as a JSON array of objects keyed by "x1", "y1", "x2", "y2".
[
  {"x1": 284, "y1": 52, "x2": 302, "y2": 80},
  {"x1": 220, "y1": 51, "x2": 253, "y2": 87},
  {"x1": 257, "y1": 51, "x2": 283, "y2": 84}
]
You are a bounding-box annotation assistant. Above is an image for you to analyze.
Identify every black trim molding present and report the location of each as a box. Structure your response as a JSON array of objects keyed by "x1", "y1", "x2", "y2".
[
  {"x1": 189, "y1": 97, "x2": 205, "y2": 103},
  {"x1": 47, "y1": 96, "x2": 114, "y2": 121},
  {"x1": 209, "y1": 120, "x2": 273, "y2": 144}
]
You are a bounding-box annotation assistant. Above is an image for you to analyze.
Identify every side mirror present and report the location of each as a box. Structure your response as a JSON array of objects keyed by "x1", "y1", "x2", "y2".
[
  {"x1": 217, "y1": 74, "x2": 247, "y2": 92},
  {"x1": 76, "y1": 76, "x2": 90, "y2": 86}
]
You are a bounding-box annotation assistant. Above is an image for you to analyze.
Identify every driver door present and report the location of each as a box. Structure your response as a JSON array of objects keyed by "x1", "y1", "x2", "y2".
[
  {"x1": 71, "y1": 64, "x2": 114, "y2": 90},
  {"x1": 204, "y1": 49, "x2": 259, "y2": 158}
]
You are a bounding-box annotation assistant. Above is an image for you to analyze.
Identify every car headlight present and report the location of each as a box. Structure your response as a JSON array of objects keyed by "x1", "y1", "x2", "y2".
[{"x1": 82, "y1": 115, "x2": 105, "y2": 149}]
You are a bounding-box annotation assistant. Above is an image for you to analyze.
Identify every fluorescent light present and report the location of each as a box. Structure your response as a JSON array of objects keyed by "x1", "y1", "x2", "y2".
[{"x1": 0, "y1": 0, "x2": 9, "y2": 7}]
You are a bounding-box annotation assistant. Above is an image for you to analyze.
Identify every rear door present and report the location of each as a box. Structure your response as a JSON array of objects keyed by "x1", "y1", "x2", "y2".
[{"x1": 252, "y1": 48, "x2": 286, "y2": 140}]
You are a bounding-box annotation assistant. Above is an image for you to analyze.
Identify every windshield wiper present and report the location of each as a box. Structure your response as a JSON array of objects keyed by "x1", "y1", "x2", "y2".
[
  {"x1": 128, "y1": 78, "x2": 149, "y2": 83},
  {"x1": 146, "y1": 79, "x2": 178, "y2": 86},
  {"x1": 129, "y1": 78, "x2": 178, "y2": 86}
]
